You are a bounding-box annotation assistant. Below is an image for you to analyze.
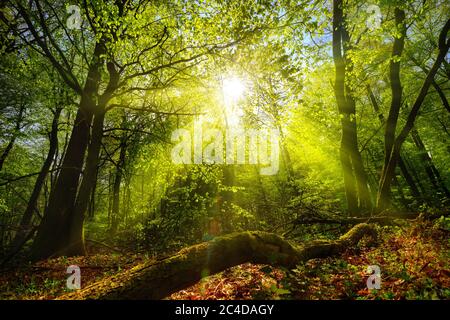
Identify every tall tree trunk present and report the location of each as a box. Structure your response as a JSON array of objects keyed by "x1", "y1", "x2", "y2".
[
  {"x1": 333, "y1": 0, "x2": 357, "y2": 215},
  {"x1": 87, "y1": 169, "x2": 98, "y2": 220},
  {"x1": 9, "y1": 107, "x2": 61, "y2": 253},
  {"x1": 377, "y1": 8, "x2": 406, "y2": 210},
  {"x1": 110, "y1": 140, "x2": 127, "y2": 235},
  {"x1": 123, "y1": 179, "x2": 131, "y2": 228},
  {"x1": 339, "y1": 139, "x2": 358, "y2": 214},
  {"x1": 332, "y1": 0, "x2": 372, "y2": 215},
  {"x1": 350, "y1": 121, "x2": 372, "y2": 212},
  {"x1": 31, "y1": 43, "x2": 105, "y2": 260},
  {"x1": 64, "y1": 61, "x2": 120, "y2": 257},
  {"x1": 383, "y1": 8, "x2": 406, "y2": 169},
  {"x1": 108, "y1": 169, "x2": 113, "y2": 228},
  {"x1": 341, "y1": 18, "x2": 372, "y2": 215},
  {"x1": 366, "y1": 85, "x2": 421, "y2": 199},
  {"x1": 30, "y1": 106, "x2": 93, "y2": 260},
  {"x1": 377, "y1": 18, "x2": 450, "y2": 210},
  {"x1": 64, "y1": 110, "x2": 105, "y2": 256}
]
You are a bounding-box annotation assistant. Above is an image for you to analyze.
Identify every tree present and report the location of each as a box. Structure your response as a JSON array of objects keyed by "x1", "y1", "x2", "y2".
[
  {"x1": 366, "y1": 84, "x2": 421, "y2": 201},
  {"x1": 5, "y1": 0, "x2": 250, "y2": 259},
  {"x1": 332, "y1": 0, "x2": 372, "y2": 215},
  {"x1": 60, "y1": 223, "x2": 376, "y2": 300},
  {"x1": 376, "y1": 17, "x2": 450, "y2": 210}
]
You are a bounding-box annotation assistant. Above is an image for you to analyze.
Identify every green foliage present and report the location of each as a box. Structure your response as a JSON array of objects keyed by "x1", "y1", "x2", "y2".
[{"x1": 0, "y1": 0, "x2": 449, "y2": 300}]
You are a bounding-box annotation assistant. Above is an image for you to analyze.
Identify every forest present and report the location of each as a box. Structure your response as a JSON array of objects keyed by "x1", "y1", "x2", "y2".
[{"x1": 0, "y1": 0, "x2": 449, "y2": 301}]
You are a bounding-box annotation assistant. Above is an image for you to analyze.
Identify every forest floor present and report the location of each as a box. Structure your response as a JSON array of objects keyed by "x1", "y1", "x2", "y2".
[{"x1": 0, "y1": 219, "x2": 449, "y2": 300}]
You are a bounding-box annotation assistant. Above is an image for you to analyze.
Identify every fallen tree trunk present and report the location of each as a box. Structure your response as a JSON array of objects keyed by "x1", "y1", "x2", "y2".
[
  {"x1": 290, "y1": 211, "x2": 449, "y2": 226},
  {"x1": 292, "y1": 214, "x2": 417, "y2": 226},
  {"x1": 59, "y1": 223, "x2": 376, "y2": 300}
]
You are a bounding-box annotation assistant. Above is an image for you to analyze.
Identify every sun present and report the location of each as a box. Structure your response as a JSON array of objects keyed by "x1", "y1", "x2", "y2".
[
  {"x1": 222, "y1": 77, "x2": 246, "y2": 104},
  {"x1": 220, "y1": 77, "x2": 246, "y2": 127}
]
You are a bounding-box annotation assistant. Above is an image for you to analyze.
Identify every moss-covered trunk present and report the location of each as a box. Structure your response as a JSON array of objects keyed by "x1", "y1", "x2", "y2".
[{"x1": 59, "y1": 223, "x2": 376, "y2": 300}]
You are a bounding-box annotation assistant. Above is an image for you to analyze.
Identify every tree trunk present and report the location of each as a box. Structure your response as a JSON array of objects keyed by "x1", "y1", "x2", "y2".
[
  {"x1": 366, "y1": 85, "x2": 421, "y2": 200},
  {"x1": 377, "y1": 8, "x2": 406, "y2": 210},
  {"x1": 59, "y1": 223, "x2": 376, "y2": 300},
  {"x1": 9, "y1": 107, "x2": 61, "y2": 254},
  {"x1": 64, "y1": 111, "x2": 106, "y2": 256},
  {"x1": 30, "y1": 43, "x2": 106, "y2": 260},
  {"x1": 350, "y1": 129, "x2": 372, "y2": 212},
  {"x1": 290, "y1": 211, "x2": 447, "y2": 226},
  {"x1": 30, "y1": 106, "x2": 93, "y2": 260},
  {"x1": 110, "y1": 140, "x2": 127, "y2": 234},
  {"x1": 87, "y1": 169, "x2": 98, "y2": 220},
  {"x1": 383, "y1": 8, "x2": 406, "y2": 169},
  {"x1": 108, "y1": 169, "x2": 113, "y2": 228},
  {"x1": 332, "y1": 0, "x2": 372, "y2": 215},
  {"x1": 123, "y1": 179, "x2": 131, "y2": 228},
  {"x1": 377, "y1": 18, "x2": 450, "y2": 210},
  {"x1": 339, "y1": 121, "x2": 358, "y2": 214}
]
